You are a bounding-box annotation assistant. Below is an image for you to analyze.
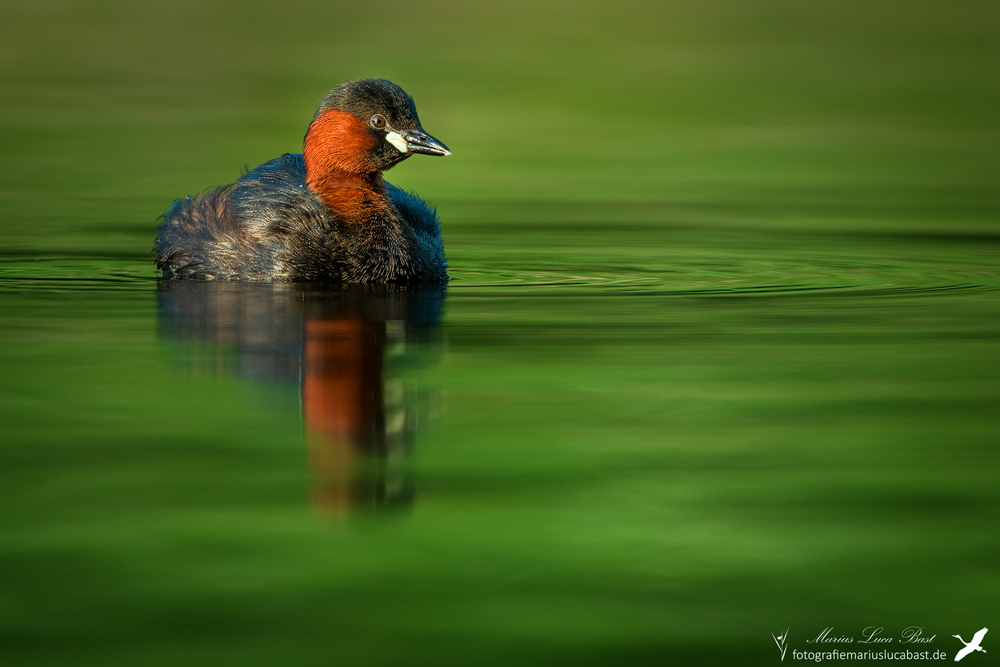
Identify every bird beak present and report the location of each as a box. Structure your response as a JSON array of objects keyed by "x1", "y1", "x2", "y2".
[{"x1": 386, "y1": 127, "x2": 451, "y2": 156}]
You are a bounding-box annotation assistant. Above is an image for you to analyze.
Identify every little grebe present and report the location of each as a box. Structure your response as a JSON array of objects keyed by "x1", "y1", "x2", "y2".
[{"x1": 155, "y1": 79, "x2": 450, "y2": 283}]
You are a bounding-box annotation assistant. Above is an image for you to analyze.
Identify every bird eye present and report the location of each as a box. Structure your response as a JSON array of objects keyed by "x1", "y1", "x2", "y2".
[{"x1": 370, "y1": 114, "x2": 386, "y2": 129}]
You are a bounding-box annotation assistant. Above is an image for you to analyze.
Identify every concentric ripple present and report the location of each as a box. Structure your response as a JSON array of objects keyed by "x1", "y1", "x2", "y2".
[
  {"x1": 448, "y1": 255, "x2": 996, "y2": 297},
  {"x1": 0, "y1": 255, "x2": 154, "y2": 293},
  {"x1": 2, "y1": 225, "x2": 997, "y2": 298}
]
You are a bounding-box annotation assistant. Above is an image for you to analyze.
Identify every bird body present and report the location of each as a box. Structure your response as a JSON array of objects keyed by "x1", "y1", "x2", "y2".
[{"x1": 155, "y1": 79, "x2": 450, "y2": 283}]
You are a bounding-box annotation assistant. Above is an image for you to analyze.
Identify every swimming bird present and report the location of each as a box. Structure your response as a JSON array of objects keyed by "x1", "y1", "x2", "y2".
[
  {"x1": 154, "y1": 79, "x2": 450, "y2": 283},
  {"x1": 953, "y1": 628, "x2": 987, "y2": 662}
]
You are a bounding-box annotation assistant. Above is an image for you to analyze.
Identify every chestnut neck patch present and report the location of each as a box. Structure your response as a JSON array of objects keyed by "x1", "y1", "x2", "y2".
[{"x1": 304, "y1": 110, "x2": 392, "y2": 221}]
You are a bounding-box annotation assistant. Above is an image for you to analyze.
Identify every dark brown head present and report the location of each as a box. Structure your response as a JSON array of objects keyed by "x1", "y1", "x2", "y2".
[{"x1": 303, "y1": 79, "x2": 450, "y2": 183}]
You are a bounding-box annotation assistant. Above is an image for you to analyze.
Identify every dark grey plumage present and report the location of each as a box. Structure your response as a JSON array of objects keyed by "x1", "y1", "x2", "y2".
[
  {"x1": 154, "y1": 154, "x2": 446, "y2": 282},
  {"x1": 154, "y1": 79, "x2": 449, "y2": 284}
]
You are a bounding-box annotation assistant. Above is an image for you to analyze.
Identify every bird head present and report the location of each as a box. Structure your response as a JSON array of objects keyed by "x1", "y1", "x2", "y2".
[{"x1": 304, "y1": 78, "x2": 450, "y2": 179}]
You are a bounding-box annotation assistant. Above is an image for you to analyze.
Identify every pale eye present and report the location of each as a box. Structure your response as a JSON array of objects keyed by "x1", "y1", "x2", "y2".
[{"x1": 370, "y1": 114, "x2": 386, "y2": 129}]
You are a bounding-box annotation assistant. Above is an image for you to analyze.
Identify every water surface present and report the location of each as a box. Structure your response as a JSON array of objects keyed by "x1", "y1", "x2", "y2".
[
  {"x1": 2, "y1": 1, "x2": 999, "y2": 664},
  {"x1": 2, "y1": 213, "x2": 998, "y2": 665}
]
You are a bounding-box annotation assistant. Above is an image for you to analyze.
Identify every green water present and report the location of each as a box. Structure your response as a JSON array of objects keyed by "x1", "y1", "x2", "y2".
[{"x1": 2, "y1": 1, "x2": 999, "y2": 665}]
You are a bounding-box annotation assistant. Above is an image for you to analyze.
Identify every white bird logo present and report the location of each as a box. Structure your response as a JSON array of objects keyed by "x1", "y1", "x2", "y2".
[{"x1": 953, "y1": 628, "x2": 987, "y2": 662}]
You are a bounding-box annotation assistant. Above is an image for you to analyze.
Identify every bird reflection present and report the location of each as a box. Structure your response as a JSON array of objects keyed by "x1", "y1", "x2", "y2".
[{"x1": 157, "y1": 282, "x2": 445, "y2": 515}]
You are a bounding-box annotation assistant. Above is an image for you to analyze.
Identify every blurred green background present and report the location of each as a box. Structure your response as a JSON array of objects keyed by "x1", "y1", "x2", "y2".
[
  {"x1": 1, "y1": 1, "x2": 999, "y2": 665},
  {"x1": 2, "y1": 0, "x2": 999, "y2": 247}
]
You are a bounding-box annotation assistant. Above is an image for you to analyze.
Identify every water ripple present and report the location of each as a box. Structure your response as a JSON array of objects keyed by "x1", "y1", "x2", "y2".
[{"x1": 0, "y1": 254, "x2": 995, "y2": 298}]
